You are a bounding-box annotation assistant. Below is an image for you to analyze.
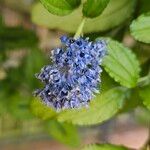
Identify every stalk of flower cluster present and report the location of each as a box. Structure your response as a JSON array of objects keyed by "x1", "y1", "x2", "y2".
[
  {"x1": 74, "y1": 17, "x2": 86, "y2": 39},
  {"x1": 34, "y1": 17, "x2": 106, "y2": 111}
]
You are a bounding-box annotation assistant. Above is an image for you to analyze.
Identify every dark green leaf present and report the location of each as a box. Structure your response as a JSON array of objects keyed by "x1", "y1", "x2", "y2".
[
  {"x1": 0, "y1": 27, "x2": 38, "y2": 50},
  {"x1": 40, "y1": 0, "x2": 81, "y2": 16},
  {"x1": 138, "y1": 0, "x2": 150, "y2": 14},
  {"x1": 23, "y1": 48, "x2": 47, "y2": 90},
  {"x1": 82, "y1": 0, "x2": 110, "y2": 18},
  {"x1": 8, "y1": 94, "x2": 34, "y2": 120},
  {"x1": 103, "y1": 39, "x2": 140, "y2": 88},
  {"x1": 82, "y1": 144, "x2": 128, "y2": 150},
  {"x1": 139, "y1": 85, "x2": 150, "y2": 110},
  {"x1": 45, "y1": 120, "x2": 80, "y2": 147},
  {"x1": 57, "y1": 87, "x2": 127, "y2": 125},
  {"x1": 130, "y1": 12, "x2": 150, "y2": 43},
  {"x1": 32, "y1": 0, "x2": 136, "y2": 33},
  {"x1": 120, "y1": 88, "x2": 142, "y2": 113}
]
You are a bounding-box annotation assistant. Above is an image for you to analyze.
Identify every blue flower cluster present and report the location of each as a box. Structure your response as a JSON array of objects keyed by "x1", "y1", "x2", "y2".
[{"x1": 35, "y1": 36, "x2": 106, "y2": 111}]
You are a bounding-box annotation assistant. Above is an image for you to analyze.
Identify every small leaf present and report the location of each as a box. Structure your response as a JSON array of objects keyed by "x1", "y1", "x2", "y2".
[
  {"x1": 83, "y1": 0, "x2": 110, "y2": 18},
  {"x1": 130, "y1": 12, "x2": 150, "y2": 43},
  {"x1": 82, "y1": 144, "x2": 128, "y2": 150},
  {"x1": 40, "y1": 0, "x2": 81, "y2": 16},
  {"x1": 30, "y1": 98, "x2": 57, "y2": 120},
  {"x1": 45, "y1": 120, "x2": 80, "y2": 147},
  {"x1": 57, "y1": 87, "x2": 127, "y2": 125},
  {"x1": 32, "y1": 0, "x2": 136, "y2": 33},
  {"x1": 139, "y1": 85, "x2": 150, "y2": 110},
  {"x1": 103, "y1": 39, "x2": 140, "y2": 88}
]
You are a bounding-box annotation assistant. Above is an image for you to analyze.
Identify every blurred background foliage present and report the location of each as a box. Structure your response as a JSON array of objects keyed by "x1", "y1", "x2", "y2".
[{"x1": 0, "y1": 0, "x2": 150, "y2": 149}]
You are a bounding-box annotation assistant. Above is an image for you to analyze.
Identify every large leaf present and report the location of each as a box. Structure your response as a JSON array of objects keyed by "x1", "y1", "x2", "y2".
[
  {"x1": 82, "y1": 0, "x2": 110, "y2": 18},
  {"x1": 82, "y1": 144, "x2": 128, "y2": 150},
  {"x1": 102, "y1": 39, "x2": 140, "y2": 88},
  {"x1": 32, "y1": 0, "x2": 135, "y2": 33},
  {"x1": 130, "y1": 12, "x2": 150, "y2": 43},
  {"x1": 40, "y1": 0, "x2": 81, "y2": 16},
  {"x1": 139, "y1": 85, "x2": 150, "y2": 110},
  {"x1": 30, "y1": 98, "x2": 57, "y2": 120},
  {"x1": 45, "y1": 120, "x2": 80, "y2": 147},
  {"x1": 57, "y1": 87, "x2": 127, "y2": 125}
]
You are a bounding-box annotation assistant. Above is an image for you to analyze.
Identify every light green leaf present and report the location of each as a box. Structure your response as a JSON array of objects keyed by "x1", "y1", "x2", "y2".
[
  {"x1": 32, "y1": 0, "x2": 135, "y2": 33},
  {"x1": 130, "y1": 12, "x2": 150, "y2": 43},
  {"x1": 82, "y1": 0, "x2": 110, "y2": 18},
  {"x1": 82, "y1": 144, "x2": 128, "y2": 150},
  {"x1": 57, "y1": 87, "x2": 127, "y2": 125},
  {"x1": 40, "y1": 0, "x2": 81, "y2": 16},
  {"x1": 139, "y1": 85, "x2": 150, "y2": 110},
  {"x1": 103, "y1": 39, "x2": 140, "y2": 88},
  {"x1": 30, "y1": 98, "x2": 57, "y2": 120},
  {"x1": 45, "y1": 120, "x2": 80, "y2": 147}
]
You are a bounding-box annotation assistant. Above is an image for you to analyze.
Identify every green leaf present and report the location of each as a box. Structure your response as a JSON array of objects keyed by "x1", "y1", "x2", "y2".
[
  {"x1": 130, "y1": 12, "x2": 150, "y2": 43},
  {"x1": 8, "y1": 94, "x2": 34, "y2": 120},
  {"x1": 0, "y1": 27, "x2": 38, "y2": 51},
  {"x1": 138, "y1": 0, "x2": 150, "y2": 14},
  {"x1": 120, "y1": 88, "x2": 142, "y2": 113},
  {"x1": 23, "y1": 48, "x2": 47, "y2": 90},
  {"x1": 32, "y1": 0, "x2": 135, "y2": 33},
  {"x1": 45, "y1": 120, "x2": 80, "y2": 147},
  {"x1": 82, "y1": 0, "x2": 110, "y2": 18},
  {"x1": 40, "y1": 0, "x2": 81, "y2": 16},
  {"x1": 30, "y1": 98, "x2": 57, "y2": 120},
  {"x1": 102, "y1": 39, "x2": 140, "y2": 88},
  {"x1": 139, "y1": 85, "x2": 150, "y2": 110},
  {"x1": 57, "y1": 87, "x2": 127, "y2": 125},
  {"x1": 82, "y1": 144, "x2": 128, "y2": 150}
]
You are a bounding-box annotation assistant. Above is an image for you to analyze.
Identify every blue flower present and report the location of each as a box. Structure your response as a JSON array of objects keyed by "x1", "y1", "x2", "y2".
[{"x1": 35, "y1": 36, "x2": 106, "y2": 111}]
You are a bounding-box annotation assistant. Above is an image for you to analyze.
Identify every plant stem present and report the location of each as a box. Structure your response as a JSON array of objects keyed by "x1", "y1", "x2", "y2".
[{"x1": 74, "y1": 17, "x2": 86, "y2": 39}]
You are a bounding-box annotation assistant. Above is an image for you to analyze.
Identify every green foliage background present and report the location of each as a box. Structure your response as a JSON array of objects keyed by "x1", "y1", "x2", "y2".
[{"x1": 0, "y1": 0, "x2": 150, "y2": 149}]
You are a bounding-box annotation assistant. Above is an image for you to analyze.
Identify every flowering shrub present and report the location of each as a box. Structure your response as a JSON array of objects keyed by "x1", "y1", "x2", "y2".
[{"x1": 0, "y1": 0, "x2": 150, "y2": 149}]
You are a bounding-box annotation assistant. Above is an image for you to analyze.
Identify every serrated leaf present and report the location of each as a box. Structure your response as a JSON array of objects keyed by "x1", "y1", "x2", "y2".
[
  {"x1": 57, "y1": 87, "x2": 127, "y2": 125},
  {"x1": 45, "y1": 120, "x2": 80, "y2": 147},
  {"x1": 130, "y1": 12, "x2": 150, "y2": 43},
  {"x1": 30, "y1": 98, "x2": 57, "y2": 120},
  {"x1": 82, "y1": 0, "x2": 110, "y2": 18},
  {"x1": 32, "y1": 0, "x2": 135, "y2": 33},
  {"x1": 139, "y1": 85, "x2": 150, "y2": 110},
  {"x1": 40, "y1": 0, "x2": 81, "y2": 16},
  {"x1": 82, "y1": 144, "x2": 128, "y2": 150},
  {"x1": 103, "y1": 39, "x2": 140, "y2": 88}
]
